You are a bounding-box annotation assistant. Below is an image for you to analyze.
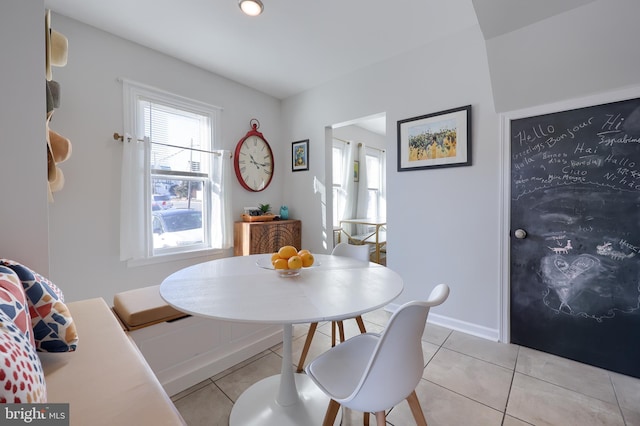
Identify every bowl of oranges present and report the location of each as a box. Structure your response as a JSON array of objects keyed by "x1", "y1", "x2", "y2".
[{"x1": 257, "y1": 245, "x2": 316, "y2": 277}]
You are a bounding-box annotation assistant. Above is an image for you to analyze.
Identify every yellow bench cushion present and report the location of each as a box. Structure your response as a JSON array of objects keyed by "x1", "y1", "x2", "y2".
[{"x1": 113, "y1": 286, "x2": 187, "y2": 331}]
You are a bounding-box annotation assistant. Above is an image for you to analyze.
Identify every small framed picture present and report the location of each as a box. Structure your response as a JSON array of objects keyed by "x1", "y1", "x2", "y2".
[
  {"x1": 292, "y1": 139, "x2": 309, "y2": 172},
  {"x1": 397, "y1": 105, "x2": 471, "y2": 171},
  {"x1": 354, "y1": 161, "x2": 359, "y2": 182}
]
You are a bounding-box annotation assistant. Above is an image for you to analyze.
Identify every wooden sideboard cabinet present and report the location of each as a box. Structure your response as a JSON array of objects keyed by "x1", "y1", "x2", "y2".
[{"x1": 234, "y1": 219, "x2": 302, "y2": 256}]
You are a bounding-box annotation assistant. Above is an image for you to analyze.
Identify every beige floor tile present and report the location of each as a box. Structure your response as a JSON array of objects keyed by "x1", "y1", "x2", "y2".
[
  {"x1": 361, "y1": 308, "x2": 392, "y2": 327},
  {"x1": 516, "y1": 346, "x2": 617, "y2": 404},
  {"x1": 503, "y1": 415, "x2": 534, "y2": 426},
  {"x1": 422, "y1": 340, "x2": 440, "y2": 364},
  {"x1": 443, "y1": 330, "x2": 518, "y2": 369},
  {"x1": 386, "y1": 380, "x2": 504, "y2": 426},
  {"x1": 173, "y1": 320, "x2": 640, "y2": 426},
  {"x1": 424, "y1": 347, "x2": 512, "y2": 411},
  {"x1": 329, "y1": 316, "x2": 385, "y2": 341},
  {"x1": 171, "y1": 379, "x2": 211, "y2": 401},
  {"x1": 173, "y1": 382, "x2": 233, "y2": 426},
  {"x1": 274, "y1": 327, "x2": 333, "y2": 371},
  {"x1": 621, "y1": 409, "x2": 640, "y2": 426},
  {"x1": 611, "y1": 371, "x2": 640, "y2": 425},
  {"x1": 334, "y1": 407, "x2": 368, "y2": 425},
  {"x1": 423, "y1": 322, "x2": 453, "y2": 345},
  {"x1": 292, "y1": 322, "x2": 314, "y2": 339},
  {"x1": 214, "y1": 351, "x2": 283, "y2": 402},
  {"x1": 507, "y1": 372, "x2": 625, "y2": 426},
  {"x1": 206, "y1": 350, "x2": 272, "y2": 383}
]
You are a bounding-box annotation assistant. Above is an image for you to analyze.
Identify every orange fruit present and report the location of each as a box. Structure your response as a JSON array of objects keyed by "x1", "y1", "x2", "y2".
[
  {"x1": 273, "y1": 258, "x2": 289, "y2": 270},
  {"x1": 278, "y1": 245, "x2": 298, "y2": 259},
  {"x1": 300, "y1": 252, "x2": 314, "y2": 267},
  {"x1": 271, "y1": 253, "x2": 281, "y2": 265},
  {"x1": 287, "y1": 255, "x2": 303, "y2": 270},
  {"x1": 298, "y1": 249, "x2": 310, "y2": 256}
]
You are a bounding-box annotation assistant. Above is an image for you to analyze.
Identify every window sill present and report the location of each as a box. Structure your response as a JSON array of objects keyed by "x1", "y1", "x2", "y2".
[{"x1": 126, "y1": 248, "x2": 229, "y2": 268}]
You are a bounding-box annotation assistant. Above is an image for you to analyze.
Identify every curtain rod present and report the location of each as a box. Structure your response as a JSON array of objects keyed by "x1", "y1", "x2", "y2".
[
  {"x1": 333, "y1": 137, "x2": 351, "y2": 144},
  {"x1": 333, "y1": 137, "x2": 385, "y2": 153},
  {"x1": 113, "y1": 132, "x2": 230, "y2": 157},
  {"x1": 358, "y1": 142, "x2": 385, "y2": 153}
]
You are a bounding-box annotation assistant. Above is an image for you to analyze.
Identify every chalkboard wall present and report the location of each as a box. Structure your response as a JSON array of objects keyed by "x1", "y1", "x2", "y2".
[{"x1": 510, "y1": 96, "x2": 640, "y2": 378}]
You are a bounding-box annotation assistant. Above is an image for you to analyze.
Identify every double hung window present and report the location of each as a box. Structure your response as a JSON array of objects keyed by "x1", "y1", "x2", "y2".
[{"x1": 120, "y1": 81, "x2": 231, "y2": 263}]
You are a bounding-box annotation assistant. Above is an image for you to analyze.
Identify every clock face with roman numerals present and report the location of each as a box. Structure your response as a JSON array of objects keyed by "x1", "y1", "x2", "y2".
[{"x1": 234, "y1": 131, "x2": 274, "y2": 192}]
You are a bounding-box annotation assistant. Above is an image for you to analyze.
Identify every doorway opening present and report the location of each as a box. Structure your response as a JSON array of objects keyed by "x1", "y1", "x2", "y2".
[{"x1": 329, "y1": 113, "x2": 387, "y2": 264}]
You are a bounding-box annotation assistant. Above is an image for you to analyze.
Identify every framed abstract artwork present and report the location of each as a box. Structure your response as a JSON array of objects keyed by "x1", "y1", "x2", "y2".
[{"x1": 397, "y1": 105, "x2": 471, "y2": 171}]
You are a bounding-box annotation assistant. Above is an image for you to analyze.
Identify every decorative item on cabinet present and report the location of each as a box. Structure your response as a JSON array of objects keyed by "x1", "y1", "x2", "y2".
[
  {"x1": 234, "y1": 220, "x2": 301, "y2": 256},
  {"x1": 279, "y1": 205, "x2": 289, "y2": 220},
  {"x1": 242, "y1": 204, "x2": 276, "y2": 222}
]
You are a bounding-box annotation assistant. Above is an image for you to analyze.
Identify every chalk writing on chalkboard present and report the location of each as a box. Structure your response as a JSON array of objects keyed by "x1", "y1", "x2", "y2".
[{"x1": 510, "y1": 96, "x2": 640, "y2": 378}]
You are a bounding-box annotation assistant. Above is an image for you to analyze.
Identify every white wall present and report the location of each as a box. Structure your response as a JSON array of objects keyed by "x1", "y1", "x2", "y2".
[
  {"x1": 45, "y1": 14, "x2": 285, "y2": 303},
  {"x1": 487, "y1": 0, "x2": 640, "y2": 113},
  {"x1": 281, "y1": 0, "x2": 640, "y2": 339},
  {"x1": 333, "y1": 125, "x2": 386, "y2": 152},
  {"x1": 0, "y1": 1, "x2": 50, "y2": 274},
  {"x1": 282, "y1": 25, "x2": 501, "y2": 338}
]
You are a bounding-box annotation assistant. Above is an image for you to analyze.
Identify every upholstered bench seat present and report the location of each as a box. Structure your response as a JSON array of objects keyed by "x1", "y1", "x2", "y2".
[
  {"x1": 111, "y1": 284, "x2": 282, "y2": 396},
  {"x1": 113, "y1": 285, "x2": 188, "y2": 331},
  {"x1": 40, "y1": 298, "x2": 186, "y2": 425}
]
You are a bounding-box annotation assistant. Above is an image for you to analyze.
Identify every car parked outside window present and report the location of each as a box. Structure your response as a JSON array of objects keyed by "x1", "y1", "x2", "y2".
[{"x1": 152, "y1": 209, "x2": 203, "y2": 249}]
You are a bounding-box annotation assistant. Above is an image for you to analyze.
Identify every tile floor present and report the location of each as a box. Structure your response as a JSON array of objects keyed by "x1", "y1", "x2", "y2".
[{"x1": 171, "y1": 309, "x2": 640, "y2": 426}]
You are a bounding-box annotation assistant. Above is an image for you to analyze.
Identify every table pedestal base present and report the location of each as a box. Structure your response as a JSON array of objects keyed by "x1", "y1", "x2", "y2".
[{"x1": 229, "y1": 374, "x2": 336, "y2": 425}]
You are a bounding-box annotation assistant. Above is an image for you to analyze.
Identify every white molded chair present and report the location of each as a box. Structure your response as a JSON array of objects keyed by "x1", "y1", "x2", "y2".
[
  {"x1": 305, "y1": 284, "x2": 450, "y2": 426},
  {"x1": 296, "y1": 242, "x2": 371, "y2": 373},
  {"x1": 331, "y1": 242, "x2": 370, "y2": 262}
]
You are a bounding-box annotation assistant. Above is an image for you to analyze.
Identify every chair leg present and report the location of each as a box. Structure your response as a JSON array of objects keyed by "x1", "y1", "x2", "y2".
[
  {"x1": 406, "y1": 390, "x2": 428, "y2": 426},
  {"x1": 374, "y1": 411, "x2": 386, "y2": 425},
  {"x1": 296, "y1": 322, "x2": 318, "y2": 373},
  {"x1": 331, "y1": 321, "x2": 337, "y2": 347},
  {"x1": 355, "y1": 315, "x2": 367, "y2": 334},
  {"x1": 322, "y1": 399, "x2": 341, "y2": 426},
  {"x1": 337, "y1": 320, "x2": 346, "y2": 343}
]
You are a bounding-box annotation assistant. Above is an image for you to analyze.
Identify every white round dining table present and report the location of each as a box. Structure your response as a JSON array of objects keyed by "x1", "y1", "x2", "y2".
[{"x1": 160, "y1": 253, "x2": 404, "y2": 426}]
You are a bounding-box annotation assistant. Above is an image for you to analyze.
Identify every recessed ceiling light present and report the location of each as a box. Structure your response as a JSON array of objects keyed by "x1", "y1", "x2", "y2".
[{"x1": 239, "y1": 0, "x2": 264, "y2": 17}]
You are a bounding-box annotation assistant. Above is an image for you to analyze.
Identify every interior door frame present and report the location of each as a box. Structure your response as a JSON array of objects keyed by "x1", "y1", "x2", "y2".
[{"x1": 499, "y1": 84, "x2": 640, "y2": 344}]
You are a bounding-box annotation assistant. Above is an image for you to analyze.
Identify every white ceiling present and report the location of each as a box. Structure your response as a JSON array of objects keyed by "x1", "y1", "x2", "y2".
[
  {"x1": 45, "y1": 0, "x2": 596, "y2": 134},
  {"x1": 45, "y1": 0, "x2": 480, "y2": 100}
]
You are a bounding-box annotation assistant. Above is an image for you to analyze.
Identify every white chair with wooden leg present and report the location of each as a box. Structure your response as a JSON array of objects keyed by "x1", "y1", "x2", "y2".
[
  {"x1": 296, "y1": 243, "x2": 370, "y2": 373},
  {"x1": 305, "y1": 284, "x2": 450, "y2": 426}
]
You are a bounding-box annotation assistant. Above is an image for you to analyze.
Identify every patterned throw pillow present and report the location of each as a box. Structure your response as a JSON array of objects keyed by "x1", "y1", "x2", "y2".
[
  {"x1": 0, "y1": 266, "x2": 35, "y2": 348},
  {"x1": 0, "y1": 260, "x2": 78, "y2": 352},
  {"x1": 0, "y1": 309, "x2": 47, "y2": 403}
]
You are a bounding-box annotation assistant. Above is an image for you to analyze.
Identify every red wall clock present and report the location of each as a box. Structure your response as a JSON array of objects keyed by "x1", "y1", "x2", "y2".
[{"x1": 234, "y1": 119, "x2": 274, "y2": 192}]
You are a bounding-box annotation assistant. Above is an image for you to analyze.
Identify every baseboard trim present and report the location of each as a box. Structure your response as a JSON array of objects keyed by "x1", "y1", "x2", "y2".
[
  {"x1": 384, "y1": 303, "x2": 500, "y2": 342},
  {"x1": 428, "y1": 313, "x2": 500, "y2": 341}
]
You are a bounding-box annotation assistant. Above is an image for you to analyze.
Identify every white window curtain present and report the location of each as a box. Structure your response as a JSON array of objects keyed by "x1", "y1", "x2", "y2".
[
  {"x1": 210, "y1": 151, "x2": 233, "y2": 249},
  {"x1": 355, "y1": 143, "x2": 369, "y2": 235},
  {"x1": 337, "y1": 140, "x2": 355, "y2": 235},
  {"x1": 120, "y1": 135, "x2": 150, "y2": 261}
]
